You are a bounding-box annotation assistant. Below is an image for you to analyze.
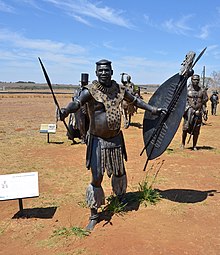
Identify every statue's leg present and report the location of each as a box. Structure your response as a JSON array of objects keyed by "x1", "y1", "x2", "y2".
[
  {"x1": 181, "y1": 113, "x2": 189, "y2": 148},
  {"x1": 85, "y1": 173, "x2": 104, "y2": 231},
  {"x1": 111, "y1": 173, "x2": 127, "y2": 203},
  {"x1": 192, "y1": 126, "x2": 200, "y2": 151},
  {"x1": 85, "y1": 139, "x2": 105, "y2": 231},
  {"x1": 123, "y1": 108, "x2": 129, "y2": 129},
  {"x1": 181, "y1": 130, "x2": 187, "y2": 148},
  {"x1": 192, "y1": 134, "x2": 199, "y2": 151},
  {"x1": 211, "y1": 104, "x2": 214, "y2": 115},
  {"x1": 214, "y1": 104, "x2": 217, "y2": 115},
  {"x1": 128, "y1": 113, "x2": 131, "y2": 126},
  {"x1": 80, "y1": 114, "x2": 87, "y2": 144}
]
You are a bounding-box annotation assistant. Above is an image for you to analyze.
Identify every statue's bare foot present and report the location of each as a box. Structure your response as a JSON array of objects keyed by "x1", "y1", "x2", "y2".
[
  {"x1": 85, "y1": 214, "x2": 99, "y2": 231},
  {"x1": 85, "y1": 218, "x2": 98, "y2": 231}
]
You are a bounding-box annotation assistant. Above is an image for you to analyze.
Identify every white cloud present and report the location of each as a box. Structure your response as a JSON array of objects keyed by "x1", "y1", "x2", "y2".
[
  {"x1": 118, "y1": 56, "x2": 176, "y2": 69},
  {"x1": 103, "y1": 41, "x2": 126, "y2": 52},
  {"x1": 0, "y1": 28, "x2": 93, "y2": 83},
  {"x1": 154, "y1": 50, "x2": 168, "y2": 56},
  {"x1": 143, "y1": 14, "x2": 157, "y2": 28},
  {"x1": 112, "y1": 56, "x2": 179, "y2": 84},
  {"x1": 205, "y1": 44, "x2": 220, "y2": 60},
  {"x1": 44, "y1": 0, "x2": 134, "y2": 28},
  {"x1": 0, "y1": 0, "x2": 14, "y2": 13},
  {"x1": 69, "y1": 14, "x2": 93, "y2": 26},
  {"x1": 206, "y1": 45, "x2": 219, "y2": 52},
  {"x1": 162, "y1": 15, "x2": 194, "y2": 35},
  {"x1": 197, "y1": 25, "x2": 210, "y2": 39},
  {"x1": 0, "y1": 28, "x2": 86, "y2": 55},
  {"x1": 144, "y1": 13, "x2": 195, "y2": 37}
]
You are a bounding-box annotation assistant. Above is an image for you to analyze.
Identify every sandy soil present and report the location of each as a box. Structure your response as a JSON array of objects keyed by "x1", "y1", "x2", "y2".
[{"x1": 0, "y1": 91, "x2": 219, "y2": 255}]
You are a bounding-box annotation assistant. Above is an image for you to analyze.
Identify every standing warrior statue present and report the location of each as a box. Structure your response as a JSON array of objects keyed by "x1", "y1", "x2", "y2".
[
  {"x1": 120, "y1": 73, "x2": 137, "y2": 128},
  {"x1": 59, "y1": 59, "x2": 164, "y2": 231},
  {"x1": 210, "y1": 90, "x2": 219, "y2": 116},
  {"x1": 181, "y1": 74, "x2": 208, "y2": 150},
  {"x1": 67, "y1": 73, "x2": 90, "y2": 144}
]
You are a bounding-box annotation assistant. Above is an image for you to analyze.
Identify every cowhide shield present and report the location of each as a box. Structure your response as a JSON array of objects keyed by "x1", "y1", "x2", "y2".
[{"x1": 143, "y1": 73, "x2": 187, "y2": 160}]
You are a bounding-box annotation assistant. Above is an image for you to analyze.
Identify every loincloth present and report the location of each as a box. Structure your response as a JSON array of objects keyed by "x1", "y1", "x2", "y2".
[{"x1": 86, "y1": 131, "x2": 127, "y2": 177}]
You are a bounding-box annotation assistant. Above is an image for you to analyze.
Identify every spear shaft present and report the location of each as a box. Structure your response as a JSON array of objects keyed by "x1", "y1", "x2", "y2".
[{"x1": 38, "y1": 57, "x2": 73, "y2": 141}]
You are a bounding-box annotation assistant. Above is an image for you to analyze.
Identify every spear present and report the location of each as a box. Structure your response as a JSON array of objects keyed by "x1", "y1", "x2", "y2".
[{"x1": 38, "y1": 57, "x2": 74, "y2": 142}]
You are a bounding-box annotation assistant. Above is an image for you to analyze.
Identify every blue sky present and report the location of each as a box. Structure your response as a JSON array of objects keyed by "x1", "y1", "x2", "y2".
[{"x1": 1, "y1": 0, "x2": 220, "y2": 85}]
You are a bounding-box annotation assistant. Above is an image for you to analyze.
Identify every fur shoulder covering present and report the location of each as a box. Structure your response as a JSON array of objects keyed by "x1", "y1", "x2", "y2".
[{"x1": 86, "y1": 80, "x2": 126, "y2": 130}]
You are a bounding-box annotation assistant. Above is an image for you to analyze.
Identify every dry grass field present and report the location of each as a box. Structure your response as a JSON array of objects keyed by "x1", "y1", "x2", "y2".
[{"x1": 0, "y1": 90, "x2": 219, "y2": 255}]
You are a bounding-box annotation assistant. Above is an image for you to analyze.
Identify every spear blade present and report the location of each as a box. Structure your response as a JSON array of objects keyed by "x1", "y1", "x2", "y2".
[{"x1": 192, "y1": 47, "x2": 207, "y2": 68}]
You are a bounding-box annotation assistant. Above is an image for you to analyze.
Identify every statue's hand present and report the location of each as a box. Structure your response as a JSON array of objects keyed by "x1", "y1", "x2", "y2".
[
  {"x1": 186, "y1": 68, "x2": 194, "y2": 78},
  {"x1": 153, "y1": 107, "x2": 167, "y2": 115},
  {"x1": 59, "y1": 108, "x2": 69, "y2": 121}
]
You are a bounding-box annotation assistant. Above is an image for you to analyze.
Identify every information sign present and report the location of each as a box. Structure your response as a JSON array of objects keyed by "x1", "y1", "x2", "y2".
[
  {"x1": 40, "y1": 124, "x2": 56, "y2": 133},
  {"x1": 0, "y1": 172, "x2": 39, "y2": 201}
]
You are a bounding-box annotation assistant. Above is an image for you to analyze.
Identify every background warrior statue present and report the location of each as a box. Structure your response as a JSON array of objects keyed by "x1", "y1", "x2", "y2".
[
  {"x1": 181, "y1": 74, "x2": 208, "y2": 150},
  {"x1": 67, "y1": 73, "x2": 90, "y2": 144},
  {"x1": 60, "y1": 59, "x2": 164, "y2": 231},
  {"x1": 120, "y1": 73, "x2": 137, "y2": 128},
  {"x1": 210, "y1": 90, "x2": 219, "y2": 116}
]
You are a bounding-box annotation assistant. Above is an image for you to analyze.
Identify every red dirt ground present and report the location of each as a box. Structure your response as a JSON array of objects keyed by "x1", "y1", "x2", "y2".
[{"x1": 0, "y1": 91, "x2": 219, "y2": 255}]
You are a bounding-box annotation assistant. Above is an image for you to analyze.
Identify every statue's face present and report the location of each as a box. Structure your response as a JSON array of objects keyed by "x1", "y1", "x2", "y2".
[
  {"x1": 191, "y1": 76, "x2": 200, "y2": 87},
  {"x1": 96, "y1": 64, "x2": 112, "y2": 86}
]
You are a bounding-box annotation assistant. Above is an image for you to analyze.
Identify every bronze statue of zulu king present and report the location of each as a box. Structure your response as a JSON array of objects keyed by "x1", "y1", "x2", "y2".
[{"x1": 38, "y1": 47, "x2": 206, "y2": 231}]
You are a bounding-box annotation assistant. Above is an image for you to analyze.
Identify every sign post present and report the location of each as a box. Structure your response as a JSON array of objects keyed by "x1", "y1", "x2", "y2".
[{"x1": 19, "y1": 198, "x2": 23, "y2": 213}]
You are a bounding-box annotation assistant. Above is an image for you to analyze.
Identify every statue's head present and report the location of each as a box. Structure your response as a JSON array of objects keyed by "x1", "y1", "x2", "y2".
[
  {"x1": 191, "y1": 74, "x2": 200, "y2": 86},
  {"x1": 95, "y1": 59, "x2": 113, "y2": 86},
  {"x1": 80, "y1": 73, "x2": 89, "y2": 87}
]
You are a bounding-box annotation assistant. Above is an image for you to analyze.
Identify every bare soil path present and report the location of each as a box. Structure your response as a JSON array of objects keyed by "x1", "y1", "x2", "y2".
[{"x1": 0, "y1": 91, "x2": 219, "y2": 255}]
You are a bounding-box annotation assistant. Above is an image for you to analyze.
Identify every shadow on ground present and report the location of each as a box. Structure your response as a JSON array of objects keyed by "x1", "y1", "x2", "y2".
[
  {"x1": 12, "y1": 206, "x2": 57, "y2": 219},
  {"x1": 99, "y1": 191, "x2": 142, "y2": 227},
  {"x1": 157, "y1": 188, "x2": 218, "y2": 203},
  {"x1": 98, "y1": 188, "x2": 219, "y2": 227},
  {"x1": 187, "y1": 145, "x2": 215, "y2": 151}
]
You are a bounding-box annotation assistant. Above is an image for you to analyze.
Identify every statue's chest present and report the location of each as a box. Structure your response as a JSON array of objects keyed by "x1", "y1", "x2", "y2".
[
  {"x1": 188, "y1": 89, "x2": 203, "y2": 106},
  {"x1": 88, "y1": 82, "x2": 125, "y2": 130},
  {"x1": 188, "y1": 89, "x2": 203, "y2": 99}
]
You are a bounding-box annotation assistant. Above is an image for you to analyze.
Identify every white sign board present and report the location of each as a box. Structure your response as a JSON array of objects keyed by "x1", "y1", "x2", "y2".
[
  {"x1": 40, "y1": 123, "x2": 56, "y2": 134},
  {"x1": 0, "y1": 172, "x2": 39, "y2": 201}
]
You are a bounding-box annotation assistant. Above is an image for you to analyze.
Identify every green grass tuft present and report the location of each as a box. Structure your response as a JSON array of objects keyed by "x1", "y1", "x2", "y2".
[
  {"x1": 137, "y1": 162, "x2": 162, "y2": 207},
  {"x1": 104, "y1": 195, "x2": 127, "y2": 215},
  {"x1": 52, "y1": 226, "x2": 90, "y2": 238},
  {"x1": 138, "y1": 179, "x2": 161, "y2": 206}
]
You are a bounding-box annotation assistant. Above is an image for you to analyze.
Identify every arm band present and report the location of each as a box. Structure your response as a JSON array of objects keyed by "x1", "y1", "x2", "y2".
[{"x1": 127, "y1": 96, "x2": 137, "y2": 105}]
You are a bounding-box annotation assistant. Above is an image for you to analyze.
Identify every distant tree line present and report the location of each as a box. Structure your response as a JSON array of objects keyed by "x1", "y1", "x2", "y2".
[
  {"x1": 15, "y1": 81, "x2": 36, "y2": 84},
  {"x1": 208, "y1": 71, "x2": 220, "y2": 90}
]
